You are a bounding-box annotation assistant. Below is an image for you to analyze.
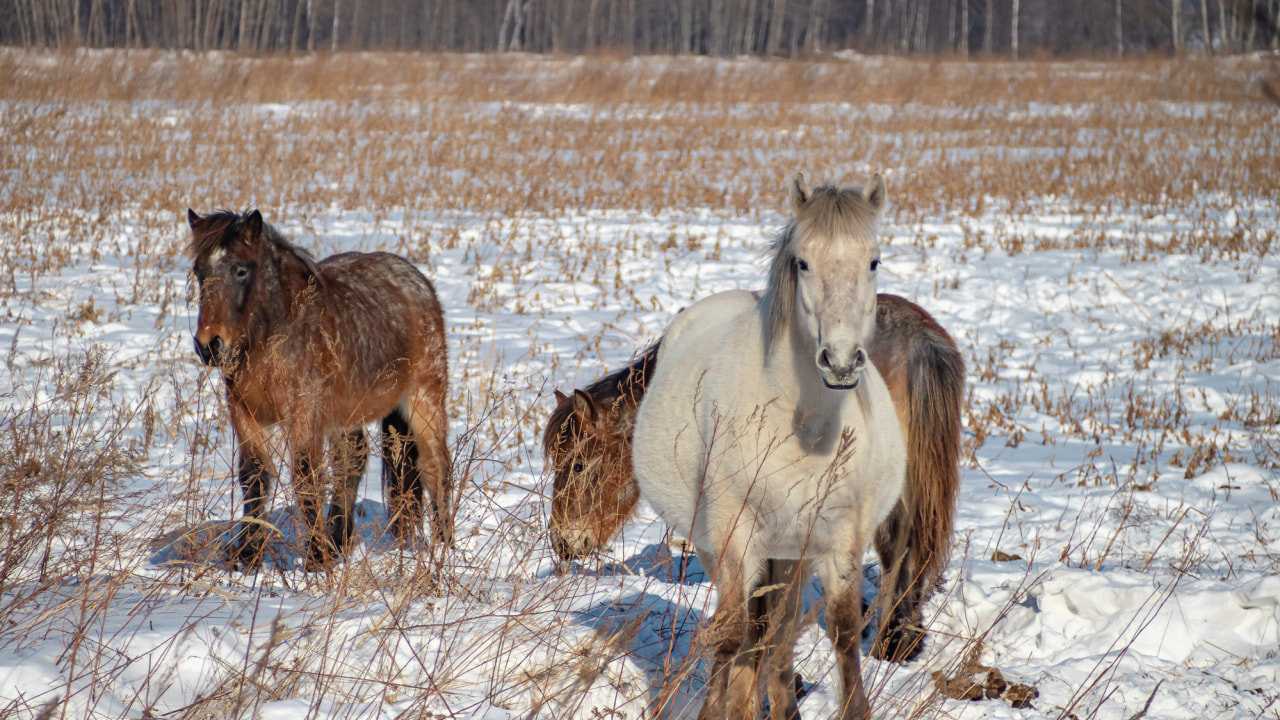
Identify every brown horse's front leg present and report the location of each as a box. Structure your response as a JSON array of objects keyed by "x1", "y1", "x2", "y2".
[
  {"x1": 293, "y1": 442, "x2": 333, "y2": 572},
  {"x1": 326, "y1": 429, "x2": 368, "y2": 557},
  {"x1": 381, "y1": 409, "x2": 421, "y2": 544},
  {"x1": 230, "y1": 410, "x2": 274, "y2": 572}
]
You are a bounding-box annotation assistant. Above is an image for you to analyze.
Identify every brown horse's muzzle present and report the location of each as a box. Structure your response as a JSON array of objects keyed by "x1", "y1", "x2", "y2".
[
  {"x1": 194, "y1": 335, "x2": 226, "y2": 366},
  {"x1": 549, "y1": 524, "x2": 597, "y2": 561}
]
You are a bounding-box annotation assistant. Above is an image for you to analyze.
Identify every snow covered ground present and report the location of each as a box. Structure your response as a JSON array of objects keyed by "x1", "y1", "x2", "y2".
[{"x1": 1, "y1": 51, "x2": 1277, "y2": 720}]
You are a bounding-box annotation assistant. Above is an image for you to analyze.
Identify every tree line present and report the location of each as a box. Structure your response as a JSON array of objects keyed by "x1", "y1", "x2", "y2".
[{"x1": 1, "y1": 0, "x2": 1276, "y2": 56}]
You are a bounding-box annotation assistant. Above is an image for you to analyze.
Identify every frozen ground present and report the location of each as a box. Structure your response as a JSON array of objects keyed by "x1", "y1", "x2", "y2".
[{"x1": 1, "y1": 53, "x2": 1278, "y2": 720}]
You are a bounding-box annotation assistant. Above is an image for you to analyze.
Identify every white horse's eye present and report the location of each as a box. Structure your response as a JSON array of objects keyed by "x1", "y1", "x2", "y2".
[
  {"x1": 870, "y1": 259, "x2": 880, "y2": 271},
  {"x1": 796, "y1": 258, "x2": 809, "y2": 272}
]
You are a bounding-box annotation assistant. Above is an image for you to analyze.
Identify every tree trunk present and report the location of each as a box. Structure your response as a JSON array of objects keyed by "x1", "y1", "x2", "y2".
[
  {"x1": 331, "y1": 0, "x2": 340, "y2": 50},
  {"x1": 961, "y1": 0, "x2": 969, "y2": 55},
  {"x1": 807, "y1": 0, "x2": 825, "y2": 53},
  {"x1": 1199, "y1": 0, "x2": 1211, "y2": 50},
  {"x1": 239, "y1": 0, "x2": 250, "y2": 49},
  {"x1": 350, "y1": 0, "x2": 361, "y2": 49},
  {"x1": 679, "y1": 0, "x2": 694, "y2": 53},
  {"x1": 984, "y1": 0, "x2": 994, "y2": 53},
  {"x1": 1011, "y1": 0, "x2": 1019, "y2": 58},
  {"x1": 511, "y1": 0, "x2": 526, "y2": 50},
  {"x1": 948, "y1": 0, "x2": 956, "y2": 52},
  {"x1": 1172, "y1": 0, "x2": 1181, "y2": 53},
  {"x1": 498, "y1": 0, "x2": 515, "y2": 49},
  {"x1": 586, "y1": 0, "x2": 599, "y2": 51},
  {"x1": 767, "y1": 0, "x2": 786, "y2": 55},
  {"x1": 916, "y1": 0, "x2": 928, "y2": 52},
  {"x1": 865, "y1": 0, "x2": 874, "y2": 45},
  {"x1": 1116, "y1": 0, "x2": 1123, "y2": 56}
]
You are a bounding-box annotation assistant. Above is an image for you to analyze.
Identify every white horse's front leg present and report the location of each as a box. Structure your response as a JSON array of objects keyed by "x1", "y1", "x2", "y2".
[
  {"x1": 763, "y1": 558, "x2": 806, "y2": 720},
  {"x1": 818, "y1": 552, "x2": 871, "y2": 720},
  {"x1": 696, "y1": 537, "x2": 766, "y2": 720}
]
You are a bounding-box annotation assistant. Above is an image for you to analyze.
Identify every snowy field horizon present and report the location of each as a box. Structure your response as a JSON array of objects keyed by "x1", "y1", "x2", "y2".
[{"x1": 1, "y1": 49, "x2": 1277, "y2": 719}]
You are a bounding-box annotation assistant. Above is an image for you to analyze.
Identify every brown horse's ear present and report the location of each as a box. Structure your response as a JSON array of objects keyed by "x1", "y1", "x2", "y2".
[
  {"x1": 187, "y1": 209, "x2": 202, "y2": 230},
  {"x1": 571, "y1": 389, "x2": 598, "y2": 423},
  {"x1": 244, "y1": 209, "x2": 264, "y2": 239},
  {"x1": 863, "y1": 173, "x2": 887, "y2": 214},
  {"x1": 789, "y1": 172, "x2": 811, "y2": 213},
  {"x1": 554, "y1": 389, "x2": 569, "y2": 405}
]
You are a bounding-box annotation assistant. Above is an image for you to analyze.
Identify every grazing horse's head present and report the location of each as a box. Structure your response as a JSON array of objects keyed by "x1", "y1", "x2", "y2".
[
  {"x1": 544, "y1": 389, "x2": 640, "y2": 560},
  {"x1": 186, "y1": 208, "x2": 317, "y2": 369},
  {"x1": 766, "y1": 173, "x2": 887, "y2": 389}
]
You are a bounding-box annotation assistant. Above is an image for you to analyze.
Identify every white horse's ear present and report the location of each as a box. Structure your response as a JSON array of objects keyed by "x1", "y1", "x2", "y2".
[
  {"x1": 572, "y1": 389, "x2": 597, "y2": 422},
  {"x1": 863, "y1": 174, "x2": 887, "y2": 213},
  {"x1": 187, "y1": 209, "x2": 202, "y2": 230},
  {"x1": 789, "y1": 172, "x2": 811, "y2": 212}
]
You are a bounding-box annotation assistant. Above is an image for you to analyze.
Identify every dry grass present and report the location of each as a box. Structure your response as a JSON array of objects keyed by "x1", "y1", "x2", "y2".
[{"x1": 0, "y1": 48, "x2": 1276, "y2": 719}]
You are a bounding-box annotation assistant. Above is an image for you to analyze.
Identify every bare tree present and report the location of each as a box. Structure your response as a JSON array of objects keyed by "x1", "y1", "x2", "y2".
[
  {"x1": 1011, "y1": 0, "x2": 1019, "y2": 58},
  {"x1": 1172, "y1": 0, "x2": 1182, "y2": 52},
  {"x1": 1116, "y1": 0, "x2": 1123, "y2": 55},
  {"x1": 984, "y1": 0, "x2": 994, "y2": 52}
]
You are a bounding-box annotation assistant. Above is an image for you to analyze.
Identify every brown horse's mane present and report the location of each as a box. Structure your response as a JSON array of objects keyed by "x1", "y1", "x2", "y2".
[
  {"x1": 187, "y1": 209, "x2": 321, "y2": 280},
  {"x1": 541, "y1": 341, "x2": 661, "y2": 458}
]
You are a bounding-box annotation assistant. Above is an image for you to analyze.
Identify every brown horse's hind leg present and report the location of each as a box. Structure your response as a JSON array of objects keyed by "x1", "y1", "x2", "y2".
[
  {"x1": 404, "y1": 389, "x2": 453, "y2": 548},
  {"x1": 381, "y1": 408, "x2": 421, "y2": 544},
  {"x1": 872, "y1": 502, "x2": 926, "y2": 662},
  {"x1": 326, "y1": 428, "x2": 368, "y2": 559}
]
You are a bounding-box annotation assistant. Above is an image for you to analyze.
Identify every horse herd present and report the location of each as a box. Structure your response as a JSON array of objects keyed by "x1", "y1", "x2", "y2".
[{"x1": 186, "y1": 173, "x2": 965, "y2": 720}]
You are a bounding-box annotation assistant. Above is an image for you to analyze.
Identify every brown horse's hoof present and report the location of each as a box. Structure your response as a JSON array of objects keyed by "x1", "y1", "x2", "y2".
[
  {"x1": 872, "y1": 622, "x2": 926, "y2": 663},
  {"x1": 304, "y1": 540, "x2": 340, "y2": 572},
  {"x1": 230, "y1": 542, "x2": 264, "y2": 573}
]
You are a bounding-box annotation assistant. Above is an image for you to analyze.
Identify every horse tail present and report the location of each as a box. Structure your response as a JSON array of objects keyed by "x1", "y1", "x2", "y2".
[{"x1": 904, "y1": 318, "x2": 965, "y2": 598}]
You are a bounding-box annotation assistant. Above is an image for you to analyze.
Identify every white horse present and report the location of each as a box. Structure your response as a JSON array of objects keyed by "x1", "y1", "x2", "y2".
[{"x1": 633, "y1": 174, "x2": 907, "y2": 720}]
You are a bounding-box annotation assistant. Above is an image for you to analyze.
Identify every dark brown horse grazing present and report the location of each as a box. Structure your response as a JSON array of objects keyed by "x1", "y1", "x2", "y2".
[
  {"x1": 187, "y1": 209, "x2": 452, "y2": 572},
  {"x1": 543, "y1": 342, "x2": 658, "y2": 561},
  {"x1": 543, "y1": 293, "x2": 963, "y2": 663}
]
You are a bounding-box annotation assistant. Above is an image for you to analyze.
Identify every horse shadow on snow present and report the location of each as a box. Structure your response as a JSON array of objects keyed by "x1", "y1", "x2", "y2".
[
  {"x1": 148, "y1": 499, "x2": 411, "y2": 572},
  {"x1": 560, "y1": 542, "x2": 889, "y2": 716}
]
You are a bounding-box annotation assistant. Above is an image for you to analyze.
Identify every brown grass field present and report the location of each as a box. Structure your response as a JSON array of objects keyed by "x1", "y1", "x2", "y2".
[{"x1": 0, "y1": 48, "x2": 1277, "y2": 719}]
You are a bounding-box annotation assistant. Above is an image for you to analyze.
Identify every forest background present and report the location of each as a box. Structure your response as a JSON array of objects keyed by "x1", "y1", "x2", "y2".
[{"x1": 1, "y1": 0, "x2": 1278, "y2": 59}]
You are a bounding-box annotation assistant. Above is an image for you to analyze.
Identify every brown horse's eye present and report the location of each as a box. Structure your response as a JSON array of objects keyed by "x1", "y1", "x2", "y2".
[
  {"x1": 572, "y1": 461, "x2": 584, "y2": 474},
  {"x1": 232, "y1": 264, "x2": 251, "y2": 282}
]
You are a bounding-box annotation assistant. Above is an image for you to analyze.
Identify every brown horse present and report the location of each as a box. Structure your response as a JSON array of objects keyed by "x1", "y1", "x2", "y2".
[
  {"x1": 543, "y1": 342, "x2": 659, "y2": 561},
  {"x1": 187, "y1": 209, "x2": 452, "y2": 572},
  {"x1": 543, "y1": 293, "x2": 963, "y2": 663}
]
